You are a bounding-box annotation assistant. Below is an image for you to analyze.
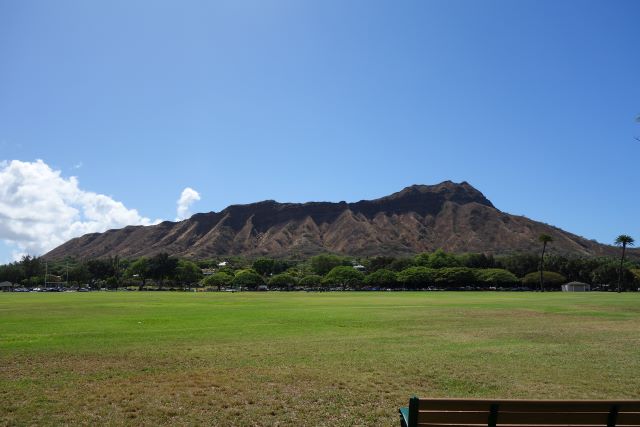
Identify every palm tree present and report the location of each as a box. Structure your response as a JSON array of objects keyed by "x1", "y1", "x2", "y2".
[
  {"x1": 615, "y1": 235, "x2": 635, "y2": 293},
  {"x1": 538, "y1": 234, "x2": 553, "y2": 292}
]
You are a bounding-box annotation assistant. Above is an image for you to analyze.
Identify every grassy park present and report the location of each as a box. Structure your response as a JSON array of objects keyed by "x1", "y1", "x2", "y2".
[{"x1": 1, "y1": 292, "x2": 639, "y2": 426}]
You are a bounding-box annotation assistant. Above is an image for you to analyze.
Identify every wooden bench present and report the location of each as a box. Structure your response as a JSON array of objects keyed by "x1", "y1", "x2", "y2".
[{"x1": 400, "y1": 397, "x2": 640, "y2": 427}]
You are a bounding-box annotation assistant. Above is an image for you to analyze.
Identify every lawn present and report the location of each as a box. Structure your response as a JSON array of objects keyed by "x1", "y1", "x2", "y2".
[{"x1": 1, "y1": 292, "x2": 639, "y2": 426}]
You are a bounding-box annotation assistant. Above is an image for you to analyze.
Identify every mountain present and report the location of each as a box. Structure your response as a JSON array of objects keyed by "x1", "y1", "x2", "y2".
[{"x1": 44, "y1": 181, "x2": 628, "y2": 260}]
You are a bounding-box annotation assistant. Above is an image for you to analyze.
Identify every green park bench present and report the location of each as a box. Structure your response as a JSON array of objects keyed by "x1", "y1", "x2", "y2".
[{"x1": 400, "y1": 396, "x2": 640, "y2": 427}]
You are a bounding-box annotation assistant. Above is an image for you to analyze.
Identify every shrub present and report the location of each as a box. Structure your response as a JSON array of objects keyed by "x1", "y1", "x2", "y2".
[
  {"x1": 232, "y1": 270, "x2": 264, "y2": 290},
  {"x1": 299, "y1": 274, "x2": 323, "y2": 287},
  {"x1": 522, "y1": 271, "x2": 566, "y2": 289},
  {"x1": 322, "y1": 266, "x2": 364, "y2": 289},
  {"x1": 202, "y1": 272, "x2": 233, "y2": 290},
  {"x1": 363, "y1": 269, "x2": 397, "y2": 288},
  {"x1": 397, "y1": 267, "x2": 436, "y2": 289},
  {"x1": 434, "y1": 267, "x2": 476, "y2": 287},
  {"x1": 268, "y1": 273, "x2": 298, "y2": 290},
  {"x1": 475, "y1": 268, "x2": 519, "y2": 287}
]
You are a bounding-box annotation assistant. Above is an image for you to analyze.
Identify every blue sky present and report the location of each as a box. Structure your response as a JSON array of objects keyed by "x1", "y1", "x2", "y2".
[{"x1": 1, "y1": 0, "x2": 639, "y2": 262}]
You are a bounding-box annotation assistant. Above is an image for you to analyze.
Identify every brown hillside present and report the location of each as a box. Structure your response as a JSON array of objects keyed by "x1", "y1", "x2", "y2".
[{"x1": 44, "y1": 181, "x2": 629, "y2": 260}]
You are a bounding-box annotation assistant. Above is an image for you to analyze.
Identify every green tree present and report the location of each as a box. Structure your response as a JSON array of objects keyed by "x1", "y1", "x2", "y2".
[
  {"x1": 414, "y1": 249, "x2": 460, "y2": 268},
  {"x1": 272, "y1": 260, "x2": 292, "y2": 275},
  {"x1": 363, "y1": 269, "x2": 398, "y2": 288},
  {"x1": 458, "y1": 253, "x2": 496, "y2": 269},
  {"x1": 252, "y1": 258, "x2": 292, "y2": 277},
  {"x1": 322, "y1": 266, "x2": 364, "y2": 290},
  {"x1": 591, "y1": 262, "x2": 614, "y2": 288},
  {"x1": 68, "y1": 263, "x2": 91, "y2": 286},
  {"x1": 202, "y1": 271, "x2": 233, "y2": 291},
  {"x1": 252, "y1": 258, "x2": 275, "y2": 276},
  {"x1": 538, "y1": 234, "x2": 553, "y2": 291},
  {"x1": 523, "y1": 271, "x2": 566, "y2": 289},
  {"x1": 630, "y1": 268, "x2": 640, "y2": 288},
  {"x1": 434, "y1": 267, "x2": 476, "y2": 288},
  {"x1": 614, "y1": 235, "x2": 635, "y2": 293},
  {"x1": 475, "y1": 268, "x2": 519, "y2": 288},
  {"x1": 86, "y1": 258, "x2": 115, "y2": 282},
  {"x1": 148, "y1": 253, "x2": 178, "y2": 289},
  {"x1": 561, "y1": 257, "x2": 599, "y2": 284},
  {"x1": 388, "y1": 257, "x2": 415, "y2": 272},
  {"x1": 110, "y1": 255, "x2": 122, "y2": 288},
  {"x1": 268, "y1": 273, "x2": 298, "y2": 291},
  {"x1": 196, "y1": 259, "x2": 217, "y2": 269},
  {"x1": 175, "y1": 259, "x2": 202, "y2": 289},
  {"x1": 20, "y1": 255, "x2": 43, "y2": 280},
  {"x1": 127, "y1": 257, "x2": 150, "y2": 290},
  {"x1": 309, "y1": 254, "x2": 349, "y2": 276},
  {"x1": 397, "y1": 266, "x2": 436, "y2": 289},
  {"x1": 496, "y1": 253, "x2": 539, "y2": 278},
  {"x1": 105, "y1": 276, "x2": 118, "y2": 289},
  {"x1": 365, "y1": 256, "x2": 397, "y2": 272},
  {"x1": 299, "y1": 274, "x2": 323, "y2": 288},
  {"x1": 232, "y1": 269, "x2": 264, "y2": 290},
  {"x1": 543, "y1": 255, "x2": 569, "y2": 276},
  {"x1": 0, "y1": 263, "x2": 24, "y2": 284}
]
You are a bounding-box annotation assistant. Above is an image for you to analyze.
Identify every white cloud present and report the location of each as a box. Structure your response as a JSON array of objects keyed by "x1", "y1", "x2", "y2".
[
  {"x1": 0, "y1": 159, "x2": 158, "y2": 259},
  {"x1": 176, "y1": 187, "x2": 201, "y2": 221}
]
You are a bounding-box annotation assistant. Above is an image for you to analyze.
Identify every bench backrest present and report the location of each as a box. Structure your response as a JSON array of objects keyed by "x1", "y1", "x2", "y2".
[{"x1": 405, "y1": 397, "x2": 640, "y2": 427}]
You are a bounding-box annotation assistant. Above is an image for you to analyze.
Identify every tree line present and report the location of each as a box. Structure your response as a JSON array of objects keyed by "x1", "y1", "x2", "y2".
[{"x1": 1, "y1": 244, "x2": 639, "y2": 291}]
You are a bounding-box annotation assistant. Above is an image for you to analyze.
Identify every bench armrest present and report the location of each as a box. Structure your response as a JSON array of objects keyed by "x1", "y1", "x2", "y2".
[{"x1": 399, "y1": 406, "x2": 409, "y2": 427}]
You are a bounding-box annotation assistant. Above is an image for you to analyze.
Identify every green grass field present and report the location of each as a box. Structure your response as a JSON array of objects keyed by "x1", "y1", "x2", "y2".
[{"x1": 1, "y1": 292, "x2": 639, "y2": 426}]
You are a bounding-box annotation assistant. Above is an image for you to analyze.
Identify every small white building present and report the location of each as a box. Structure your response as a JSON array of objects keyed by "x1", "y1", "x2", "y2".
[
  {"x1": 0, "y1": 281, "x2": 14, "y2": 291},
  {"x1": 561, "y1": 281, "x2": 591, "y2": 292}
]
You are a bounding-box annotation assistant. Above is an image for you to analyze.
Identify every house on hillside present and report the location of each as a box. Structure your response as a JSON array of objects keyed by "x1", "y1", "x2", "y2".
[{"x1": 561, "y1": 281, "x2": 590, "y2": 292}]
